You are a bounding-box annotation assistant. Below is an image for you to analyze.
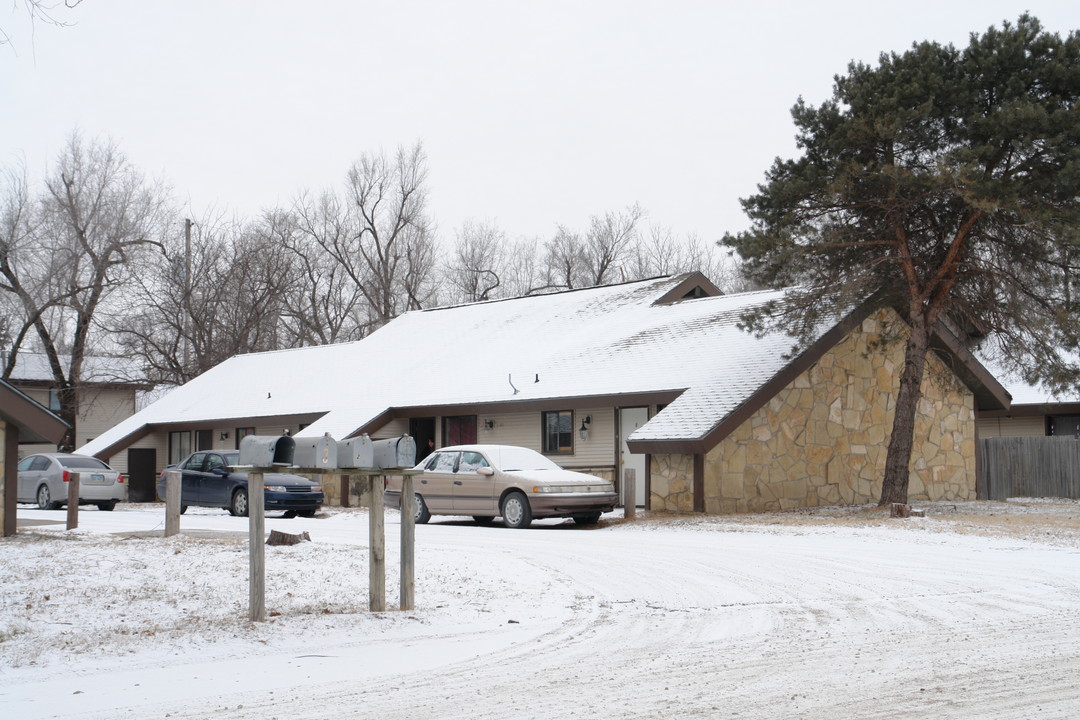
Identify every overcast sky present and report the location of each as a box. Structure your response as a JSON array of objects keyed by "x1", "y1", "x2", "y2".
[{"x1": 3, "y1": 1, "x2": 1078, "y2": 246}]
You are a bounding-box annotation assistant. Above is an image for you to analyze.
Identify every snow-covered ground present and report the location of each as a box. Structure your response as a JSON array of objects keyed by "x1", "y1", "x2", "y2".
[{"x1": 3, "y1": 500, "x2": 1080, "y2": 719}]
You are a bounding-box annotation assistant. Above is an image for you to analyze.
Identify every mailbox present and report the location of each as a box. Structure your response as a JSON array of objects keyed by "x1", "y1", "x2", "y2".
[
  {"x1": 238, "y1": 435, "x2": 296, "y2": 467},
  {"x1": 371, "y1": 435, "x2": 416, "y2": 470},
  {"x1": 292, "y1": 433, "x2": 338, "y2": 470},
  {"x1": 337, "y1": 434, "x2": 374, "y2": 469}
]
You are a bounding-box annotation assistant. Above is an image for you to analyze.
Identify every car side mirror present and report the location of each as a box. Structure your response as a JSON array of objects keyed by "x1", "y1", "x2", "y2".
[
  {"x1": 477, "y1": 467, "x2": 495, "y2": 476},
  {"x1": 212, "y1": 468, "x2": 228, "y2": 476}
]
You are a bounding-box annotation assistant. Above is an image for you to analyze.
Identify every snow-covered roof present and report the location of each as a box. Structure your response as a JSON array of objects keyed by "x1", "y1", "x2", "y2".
[
  {"x1": 6, "y1": 352, "x2": 147, "y2": 386},
  {"x1": 78, "y1": 273, "x2": 999, "y2": 458}
]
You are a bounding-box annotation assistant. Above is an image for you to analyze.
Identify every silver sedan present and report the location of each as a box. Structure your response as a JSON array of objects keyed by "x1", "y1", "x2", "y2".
[{"x1": 17, "y1": 453, "x2": 127, "y2": 511}]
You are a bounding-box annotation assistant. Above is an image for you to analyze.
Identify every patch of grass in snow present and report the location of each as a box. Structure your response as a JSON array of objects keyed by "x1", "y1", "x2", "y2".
[{"x1": 0, "y1": 531, "x2": 392, "y2": 669}]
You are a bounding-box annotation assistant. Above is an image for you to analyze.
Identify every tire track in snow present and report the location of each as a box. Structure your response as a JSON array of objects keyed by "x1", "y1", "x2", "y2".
[{"x1": 47, "y1": 520, "x2": 1080, "y2": 720}]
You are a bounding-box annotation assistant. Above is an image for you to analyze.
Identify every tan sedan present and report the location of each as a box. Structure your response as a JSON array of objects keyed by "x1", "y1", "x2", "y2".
[{"x1": 386, "y1": 444, "x2": 617, "y2": 529}]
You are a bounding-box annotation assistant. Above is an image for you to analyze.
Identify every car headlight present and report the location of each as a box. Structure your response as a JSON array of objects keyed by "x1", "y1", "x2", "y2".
[{"x1": 265, "y1": 485, "x2": 287, "y2": 493}]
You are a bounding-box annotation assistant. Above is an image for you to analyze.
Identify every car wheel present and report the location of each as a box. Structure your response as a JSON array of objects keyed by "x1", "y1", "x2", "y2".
[
  {"x1": 282, "y1": 510, "x2": 298, "y2": 519},
  {"x1": 573, "y1": 512, "x2": 601, "y2": 525},
  {"x1": 180, "y1": 505, "x2": 188, "y2": 515},
  {"x1": 501, "y1": 492, "x2": 532, "y2": 529},
  {"x1": 473, "y1": 516, "x2": 494, "y2": 525},
  {"x1": 37, "y1": 484, "x2": 61, "y2": 510},
  {"x1": 411, "y1": 494, "x2": 431, "y2": 524},
  {"x1": 96, "y1": 500, "x2": 118, "y2": 512},
  {"x1": 229, "y1": 488, "x2": 249, "y2": 517},
  {"x1": 298, "y1": 509, "x2": 317, "y2": 518}
]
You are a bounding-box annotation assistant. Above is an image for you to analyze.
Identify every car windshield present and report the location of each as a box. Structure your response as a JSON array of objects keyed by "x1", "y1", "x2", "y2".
[
  {"x1": 486, "y1": 447, "x2": 561, "y2": 472},
  {"x1": 57, "y1": 456, "x2": 110, "y2": 470},
  {"x1": 222, "y1": 452, "x2": 240, "y2": 466}
]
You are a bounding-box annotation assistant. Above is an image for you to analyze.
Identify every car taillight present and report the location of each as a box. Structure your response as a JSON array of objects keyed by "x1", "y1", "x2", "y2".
[
  {"x1": 118, "y1": 474, "x2": 126, "y2": 484},
  {"x1": 62, "y1": 470, "x2": 71, "y2": 482}
]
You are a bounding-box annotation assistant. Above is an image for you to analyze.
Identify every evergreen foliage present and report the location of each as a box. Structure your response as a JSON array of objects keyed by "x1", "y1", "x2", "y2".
[{"x1": 724, "y1": 15, "x2": 1080, "y2": 503}]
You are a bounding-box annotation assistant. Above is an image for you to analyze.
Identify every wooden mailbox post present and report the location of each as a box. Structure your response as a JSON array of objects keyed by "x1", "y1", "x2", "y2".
[
  {"x1": 232, "y1": 433, "x2": 417, "y2": 621},
  {"x1": 165, "y1": 434, "x2": 418, "y2": 622},
  {"x1": 296, "y1": 467, "x2": 420, "y2": 614},
  {"x1": 66, "y1": 472, "x2": 80, "y2": 531}
]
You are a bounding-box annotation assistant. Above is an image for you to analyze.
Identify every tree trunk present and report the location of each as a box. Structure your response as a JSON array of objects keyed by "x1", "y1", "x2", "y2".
[
  {"x1": 879, "y1": 319, "x2": 930, "y2": 505},
  {"x1": 57, "y1": 383, "x2": 77, "y2": 452}
]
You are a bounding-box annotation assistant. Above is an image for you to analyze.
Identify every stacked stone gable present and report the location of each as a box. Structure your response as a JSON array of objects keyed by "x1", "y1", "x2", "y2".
[{"x1": 649, "y1": 309, "x2": 977, "y2": 513}]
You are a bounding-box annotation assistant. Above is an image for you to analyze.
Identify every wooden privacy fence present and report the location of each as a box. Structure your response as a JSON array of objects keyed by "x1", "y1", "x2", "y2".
[{"x1": 979, "y1": 436, "x2": 1080, "y2": 501}]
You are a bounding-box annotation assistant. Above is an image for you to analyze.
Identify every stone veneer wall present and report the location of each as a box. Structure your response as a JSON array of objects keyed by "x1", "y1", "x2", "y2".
[
  {"x1": 650, "y1": 453, "x2": 695, "y2": 512},
  {"x1": 650, "y1": 309, "x2": 977, "y2": 513}
]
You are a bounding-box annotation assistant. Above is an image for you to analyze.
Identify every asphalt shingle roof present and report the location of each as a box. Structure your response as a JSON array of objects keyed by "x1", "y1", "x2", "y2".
[{"x1": 78, "y1": 274, "x2": 831, "y2": 456}]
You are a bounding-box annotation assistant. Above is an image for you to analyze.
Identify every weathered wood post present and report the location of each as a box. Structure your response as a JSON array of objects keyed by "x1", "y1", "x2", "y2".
[
  {"x1": 400, "y1": 472, "x2": 415, "y2": 611},
  {"x1": 339, "y1": 474, "x2": 350, "y2": 508},
  {"x1": 164, "y1": 469, "x2": 181, "y2": 537},
  {"x1": 249, "y1": 471, "x2": 266, "y2": 622},
  {"x1": 369, "y1": 473, "x2": 386, "y2": 611},
  {"x1": 66, "y1": 472, "x2": 80, "y2": 530},
  {"x1": 367, "y1": 473, "x2": 386, "y2": 611},
  {"x1": 623, "y1": 468, "x2": 636, "y2": 520}
]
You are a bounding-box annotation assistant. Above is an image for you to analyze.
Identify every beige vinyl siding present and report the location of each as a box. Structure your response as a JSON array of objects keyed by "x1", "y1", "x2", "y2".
[
  {"x1": 77, "y1": 388, "x2": 137, "y2": 448},
  {"x1": 18, "y1": 385, "x2": 140, "y2": 461},
  {"x1": 978, "y1": 415, "x2": 1046, "y2": 438},
  {"x1": 17, "y1": 442, "x2": 55, "y2": 457},
  {"x1": 20, "y1": 387, "x2": 50, "y2": 407},
  {"x1": 372, "y1": 417, "x2": 409, "y2": 440},
  {"x1": 13, "y1": 389, "x2": 53, "y2": 457},
  {"x1": 474, "y1": 407, "x2": 615, "y2": 468},
  {"x1": 101, "y1": 433, "x2": 168, "y2": 475}
]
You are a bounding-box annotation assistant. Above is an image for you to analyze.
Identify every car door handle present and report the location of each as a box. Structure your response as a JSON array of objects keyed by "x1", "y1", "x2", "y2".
[
  {"x1": 420, "y1": 479, "x2": 428, "y2": 484},
  {"x1": 453, "y1": 480, "x2": 463, "y2": 486}
]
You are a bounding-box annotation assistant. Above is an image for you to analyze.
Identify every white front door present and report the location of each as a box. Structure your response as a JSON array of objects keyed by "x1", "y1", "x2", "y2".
[{"x1": 618, "y1": 407, "x2": 649, "y2": 507}]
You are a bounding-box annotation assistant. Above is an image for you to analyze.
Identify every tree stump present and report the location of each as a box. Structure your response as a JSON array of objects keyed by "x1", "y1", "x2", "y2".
[
  {"x1": 267, "y1": 529, "x2": 311, "y2": 546},
  {"x1": 890, "y1": 503, "x2": 912, "y2": 518}
]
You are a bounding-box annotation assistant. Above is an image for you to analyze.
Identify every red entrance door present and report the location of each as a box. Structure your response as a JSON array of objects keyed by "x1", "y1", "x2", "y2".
[{"x1": 443, "y1": 415, "x2": 477, "y2": 446}]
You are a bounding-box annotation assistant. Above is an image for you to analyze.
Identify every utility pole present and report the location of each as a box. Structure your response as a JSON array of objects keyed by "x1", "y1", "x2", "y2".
[{"x1": 183, "y1": 218, "x2": 192, "y2": 375}]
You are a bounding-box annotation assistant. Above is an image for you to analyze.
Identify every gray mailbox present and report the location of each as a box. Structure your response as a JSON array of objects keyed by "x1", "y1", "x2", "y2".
[
  {"x1": 238, "y1": 435, "x2": 296, "y2": 467},
  {"x1": 337, "y1": 434, "x2": 374, "y2": 469},
  {"x1": 292, "y1": 433, "x2": 338, "y2": 470},
  {"x1": 371, "y1": 435, "x2": 416, "y2": 470}
]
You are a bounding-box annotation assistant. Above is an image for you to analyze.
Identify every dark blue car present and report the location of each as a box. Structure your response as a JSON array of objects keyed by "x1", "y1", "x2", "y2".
[{"x1": 157, "y1": 450, "x2": 323, "y2": 518}]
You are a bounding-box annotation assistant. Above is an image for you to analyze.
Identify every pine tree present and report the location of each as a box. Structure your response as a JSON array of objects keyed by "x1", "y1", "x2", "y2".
[{"x1": 725, "y1": 15, "x2": 1080, "y2": 504}]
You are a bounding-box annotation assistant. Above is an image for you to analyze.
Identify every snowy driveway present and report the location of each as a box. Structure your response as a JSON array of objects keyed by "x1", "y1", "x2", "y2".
[{"x1": 3, "y1": 502, "x2": 1080, "y2": 719}]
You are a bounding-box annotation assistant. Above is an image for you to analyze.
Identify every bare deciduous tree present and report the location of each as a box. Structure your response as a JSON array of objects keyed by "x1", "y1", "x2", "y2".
[
  {"x1": 116, "y1": 214, "x2": 298, "y2": 386},
  {"x1": 0, "y1": 134, "x2": 168, "y2": 448},
  {"x1": 2, "y1": 0, "x2": 83, "y2": 49},
  {"x1": 535, "y1": 225, "x2": 587, "y2": 293},
  {"x1": 282, "y1": 199, "x2": 366, "y2": 344},
  {"x1": 300, "y1": 143, "x2": 438, "y2": 330},
  {"x1": 444, "y1": 220, "x2": 505, "y2": 303},
  {"x1": 346, "y1": 143, "x2": 436, "y2": 326},
  {"x1": 584, "y1": 203, "x2": 645, "y2": 285}
]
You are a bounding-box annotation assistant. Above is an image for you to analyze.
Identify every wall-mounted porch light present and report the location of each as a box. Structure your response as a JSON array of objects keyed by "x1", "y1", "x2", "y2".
[{"x1": 579, "y1": 415, "x2": 592, "y2": 441}]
